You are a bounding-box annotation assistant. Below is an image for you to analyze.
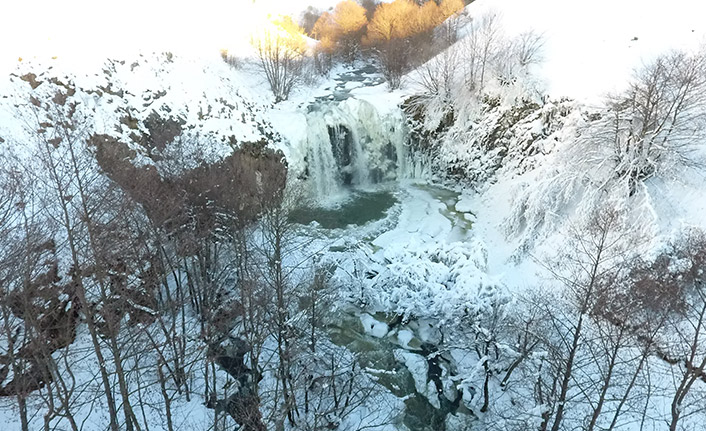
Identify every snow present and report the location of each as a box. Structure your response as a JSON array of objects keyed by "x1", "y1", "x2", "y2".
[
  {"x1": 397, "y1": 329, "x2": 415, "y2": 349},
  {"x1": 373, "y1": 185, "x2": 453, "y2": 248},
  {"x1": 393, "y1": 349, "x2": 440, "y2": 408},
  {"x1": 455, "y1": 196, "x2": 474, "y2": 214},
  {"x1": 0, "y1": 52, "x2": 278, "y2": 170},
  {"x1": 350, "y1": 82, "x2": 408, "y2": 116},
  {"x1": 415, "y1": 320, "x2": 443, "y2": 345},
  {"x1": 0, "y1": 0, "x2": 342, "y2": 74},
  {"x1": 646, "y1": 173, "x2": 706, "y2": 236},
  {"x1": 466, "y1": 0, "x2": 706, "y2": 103},
  {"x1": 4, "y1": 0, "x2": 703, "y2": 107},
  {"x1": 360, "y1": 313, "x2": 389, "y2": 338}
]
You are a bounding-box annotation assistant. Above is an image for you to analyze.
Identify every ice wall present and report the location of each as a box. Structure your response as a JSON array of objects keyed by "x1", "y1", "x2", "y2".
[{"x1": 303, "y1": 99, "x2": 410, "y2": 200}]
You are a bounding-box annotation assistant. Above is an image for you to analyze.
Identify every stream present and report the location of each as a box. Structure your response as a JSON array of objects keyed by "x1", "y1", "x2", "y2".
[
  {"x1": 289, "y1": 63, "x2": 477, "y2": 430},
  {"x1": 327, "y1": 311, "x2": 461, "y2": 431},
  {"x1": 315, "y1": 64, "x2": 386, "y2": 103},
  {"x1": 290, "y1": 182, "x2": 476, "y2": 430}
]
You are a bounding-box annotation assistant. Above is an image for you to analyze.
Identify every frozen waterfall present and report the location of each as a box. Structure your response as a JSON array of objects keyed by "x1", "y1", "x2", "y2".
[{"x1": 303, "y1": 99, "x2": 411, "y2": 201}]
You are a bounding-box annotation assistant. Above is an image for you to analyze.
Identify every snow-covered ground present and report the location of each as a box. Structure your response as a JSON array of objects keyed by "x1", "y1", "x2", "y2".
[
  {"x1": 0, "y1": 51, "x2": 283, "y2": 174},
  {"x1": 0, "y1": 0, "x2": 341, "y2": 72},
  {"x1": 466, "y1": 0, "x2": 706, "y2": 103}
]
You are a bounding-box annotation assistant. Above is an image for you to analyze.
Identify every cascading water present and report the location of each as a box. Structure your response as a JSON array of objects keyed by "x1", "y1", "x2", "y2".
[
  {"x1": 305, "y1": 113, "x2": 343, "y2": 199},
  {"x1": 303, "y1": 99, "x2": 412, "y2": 202},
  {"x1": 289, "y1": 74, "x2": 475, "y2": 428}
]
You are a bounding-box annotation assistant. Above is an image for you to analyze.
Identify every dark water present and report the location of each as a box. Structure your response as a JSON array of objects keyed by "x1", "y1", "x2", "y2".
[
  {"x1": 328, "y1": 312, "x2": 459, "y2": 431},
  {"x1": 289, "y1": 190, "x2": 397, "y2": 229}
]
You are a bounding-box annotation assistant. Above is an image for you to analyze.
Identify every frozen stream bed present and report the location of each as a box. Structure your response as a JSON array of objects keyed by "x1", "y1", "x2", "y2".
[
  {"x1": 289, "y1": 181, "x2": 488, "y2": 430},
  {"x1": 290, "y1": 181, "x2": 474, "y2": 247}
]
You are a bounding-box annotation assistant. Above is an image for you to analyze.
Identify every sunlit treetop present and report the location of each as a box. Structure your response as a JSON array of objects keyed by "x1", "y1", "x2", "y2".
[
  {"x1": 333, "y1": 0, "x2": 368, "y2": 34},
  {"x1": 364, "y1": 0, "x2": 465, "y2": 44}
]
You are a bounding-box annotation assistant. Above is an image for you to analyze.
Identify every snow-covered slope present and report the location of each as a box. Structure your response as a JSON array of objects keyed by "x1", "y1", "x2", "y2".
[
  {"x1": 408, "y1": 0, "x2": 706, "y2": 278},
  {"x1": 466, "y1": 0, "x2": 706, "y2": 102},
  {"x1": 0, "y1": 52, "x2": 281, "y2": 171},
  {"x1": 0, "y1": 0, "x2": 341, "y2": 73}
]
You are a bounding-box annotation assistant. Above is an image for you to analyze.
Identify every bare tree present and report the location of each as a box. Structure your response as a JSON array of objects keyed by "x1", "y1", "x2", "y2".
[
  {"x1": 252, "y1": 18, "x2": 309, "y2": 103},
  {"x1": 253, "y1": 185, "x2": 302, "y2": 429},
  {"x1": 460, "y1": 11, "x2": 503, "y2": 93},
  {"x1": 637, "y1": 229, "x2": 706, "y2": 431},
  {"x1": 494, "y1": 30, "x2": 544, "y2": 87},
  {"x1": 23, "y1": 93, "x2": 151, "y2": 431},
  {"x1": 375, "y1": 38, "x2": 411, "y2": 90},
  {"x1": 589, "y1": 49, "x2": 706, "y2": 194},
  {"x1": 24, "y1": 103, "x2": 121, "y2": 431},
  {"x1": 536, "y1": 209, "x2": 639, "y2": 431},
  {"x1": 414, "y1": 44, "x2": 461, "y2": 103},
  {"x1": 513, "y1": 30, "x2": 545, "y2": 69},
  {"x1": 0, "y1": 161, "x2": 33, "y2": 431}
]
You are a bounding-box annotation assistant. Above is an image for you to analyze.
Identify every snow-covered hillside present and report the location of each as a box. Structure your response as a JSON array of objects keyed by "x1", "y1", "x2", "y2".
[
  {"x1": 466, "y1": 0, "x2": 706, "y2": 102},
  {"x1": 405, "y1": 0, "x2": 706, "y2": 274},
  {"x1": 0, "y1": 0, "x2": 342, "y2": 72},
  {"x1": 0, "y1": 52, "x2": 282, "y2": 170}
]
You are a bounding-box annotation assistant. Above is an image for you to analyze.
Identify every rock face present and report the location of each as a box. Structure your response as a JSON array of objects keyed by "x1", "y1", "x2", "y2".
[
  {"x1": 404, "y1": 97, "x2": 575, "y2": 187},
  {"x1": 206, "y1": 338, "x2": 266, "y2": 431}
]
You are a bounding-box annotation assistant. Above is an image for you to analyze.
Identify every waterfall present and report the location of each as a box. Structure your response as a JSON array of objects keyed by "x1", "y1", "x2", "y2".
[
  {"x1": 304, "y1": 99, "x2": 413, "y2": 202},
  {"x1": 306, "y1": 114, "x2": 342, "y2": 199}
]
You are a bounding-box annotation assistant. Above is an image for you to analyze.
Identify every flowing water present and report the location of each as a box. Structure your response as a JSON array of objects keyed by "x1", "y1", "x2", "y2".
[
  {"x1": 328, "y1": 312, "x2": 463, "y2": 431},
  {"x1": 315, "y1": 64, "x2": 386, "y2": 103},
  {"x1": 303, "y1": 99, "x2": 410, "y2": 201},
  {"x1": 292, "y1": 66, "x2": 474, "y2": 430},
  {"x1": 287, "y1": 180, "x2": 475, "y2": 431}
]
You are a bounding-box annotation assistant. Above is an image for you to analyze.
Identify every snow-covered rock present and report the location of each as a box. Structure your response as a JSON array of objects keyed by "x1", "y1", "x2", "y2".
[{"x1": 359, "y1": 313, "x2": 389, "y2": 338}]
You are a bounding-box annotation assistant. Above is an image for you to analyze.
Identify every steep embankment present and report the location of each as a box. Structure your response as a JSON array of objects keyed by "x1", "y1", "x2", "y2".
[
  {"x1": 0, "y1": 53, "x2": 281, "y2": 168},
  {"x1": 406, "y1": 0, "x2": 706, "y2": 280},
  {"x1": 0, "y1": 52, "x2": 291, "y2": 431}
]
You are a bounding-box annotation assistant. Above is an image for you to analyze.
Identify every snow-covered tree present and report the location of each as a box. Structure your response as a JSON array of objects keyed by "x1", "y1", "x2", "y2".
[
  {"x1": 252, "y1": 16, "x2": 309, "y2": 103},
  {"x1": 587, "y1": 49, "x2": 706, "y2": 195}
]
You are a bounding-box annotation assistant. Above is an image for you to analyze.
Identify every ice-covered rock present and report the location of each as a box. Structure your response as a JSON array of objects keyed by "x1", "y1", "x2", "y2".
[
  {"x1": 359, "y1": 313, "x2": 389, "y2": 338},
  {"x1": 394, "y1": 349, "x2": 440, "y2": 408}
]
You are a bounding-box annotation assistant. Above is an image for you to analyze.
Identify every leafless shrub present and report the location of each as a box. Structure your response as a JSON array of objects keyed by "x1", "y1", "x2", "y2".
[
  {"x1": 252, "y1": 22, "x2": 308, "y2": 103},
  {"x1": 414, "y1": 44, "x2": 461, "y2": 103},
  {"x1": 220, "y1": 49, "x2": 242, "y2": 69},
  {"x1": 514, "y1": 30, "x2": 545, "y2": 68},
  {"x1": 460, "y1": 11, "x2": 504, "y2": 93},
  {"x1": 374, "y1": 38, "x2": 411, "y2": 90},
  {"x1": 585, "y1": 49, "x2": 706, "y2": 194},
  {"x1": 644, "y1": 229, "x2": 706, "y2": 431},
  {"x1": 530, "y1": 208, "x2": 648, "y2": 431}
]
